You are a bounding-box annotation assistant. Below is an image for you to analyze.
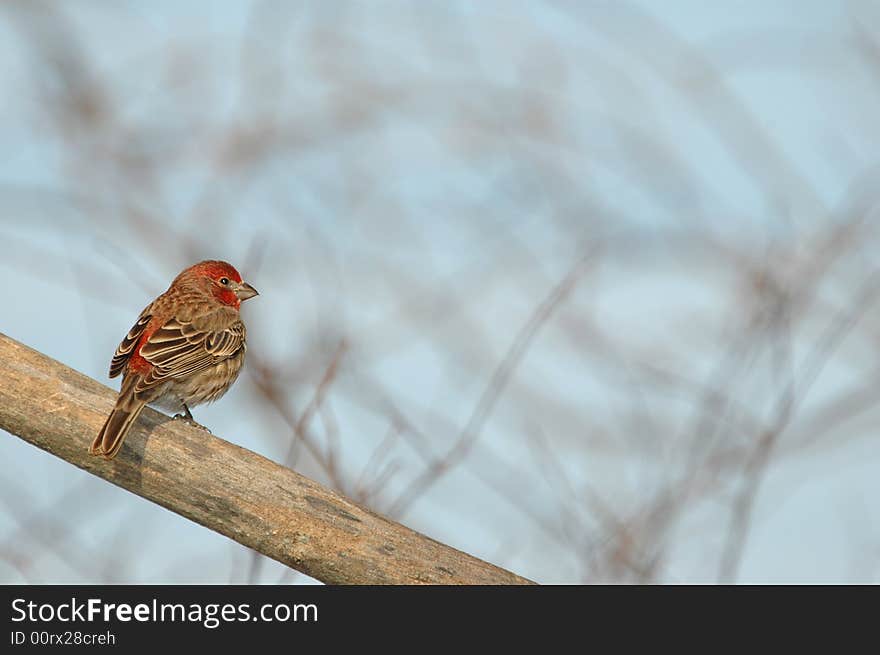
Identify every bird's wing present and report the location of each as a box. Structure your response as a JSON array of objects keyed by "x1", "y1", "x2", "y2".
[
  {"x1": 109, "y1": 312, "x2": 153, "y2": 378},
  {"x1": 136, "y1": 311, "x2": 246, "y2": 390}
]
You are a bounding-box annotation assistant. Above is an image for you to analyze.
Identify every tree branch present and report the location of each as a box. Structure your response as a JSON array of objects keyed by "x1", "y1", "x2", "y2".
[{"x1": 0, "y1": 332, "x2": 534, "y2": 585}]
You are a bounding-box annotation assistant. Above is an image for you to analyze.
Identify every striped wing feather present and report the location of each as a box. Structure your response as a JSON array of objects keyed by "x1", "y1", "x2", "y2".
[
  {"x1": 109, "y1": 314, "x2": 152, "y2": 378},
  {"x1": 137, "y1": 316, "x2": 246, "y2": 389}
]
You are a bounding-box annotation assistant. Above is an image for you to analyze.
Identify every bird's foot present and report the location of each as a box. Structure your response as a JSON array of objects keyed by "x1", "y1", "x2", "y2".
[{"x1": 172, "y1": 408, "x2": 212, "y2": 433}]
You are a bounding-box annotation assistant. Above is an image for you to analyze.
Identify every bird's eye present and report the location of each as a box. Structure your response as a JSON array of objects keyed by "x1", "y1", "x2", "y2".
[{"x1": 219, "y1": 277, "x2": 230, "y2": 285}]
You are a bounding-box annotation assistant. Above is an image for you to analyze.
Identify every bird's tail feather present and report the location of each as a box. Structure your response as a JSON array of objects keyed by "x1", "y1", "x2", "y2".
[
  {"x1": 90, "y1": 404, "x2": 146, "y2": 459},
  {"x1": 90, "y1": 377, "x2": 146, "y2": 459}
]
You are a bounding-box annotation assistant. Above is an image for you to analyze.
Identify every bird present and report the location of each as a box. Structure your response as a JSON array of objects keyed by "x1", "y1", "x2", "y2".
[{"x1": 90, "y1": 260, "x2": 259, "y2": 460}]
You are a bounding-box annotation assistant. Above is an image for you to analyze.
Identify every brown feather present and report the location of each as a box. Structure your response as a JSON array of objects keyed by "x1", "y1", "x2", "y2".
[
  {"x1": 109, "y1": 313, "x2": 152, "y2": 378},
  {"x1": 138, "y1": 314, "x2": 246, "y2": 387},
  {"x1": 90, "y1": 374, "x2": 149, "y2": 459}
]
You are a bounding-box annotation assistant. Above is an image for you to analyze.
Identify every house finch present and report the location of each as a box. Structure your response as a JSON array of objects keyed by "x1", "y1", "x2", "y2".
[{"x1": 90, "y1": 260, "x2": 259, "y2": 460}]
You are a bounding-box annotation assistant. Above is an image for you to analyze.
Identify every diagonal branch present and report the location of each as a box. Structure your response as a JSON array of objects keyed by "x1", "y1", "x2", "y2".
[{"x1": 0, "y1": 332, "x2": 533, "y2": 585}]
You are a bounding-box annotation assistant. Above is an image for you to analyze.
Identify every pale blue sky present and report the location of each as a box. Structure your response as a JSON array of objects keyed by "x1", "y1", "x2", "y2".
[{"x1": 1, "y1": 1, "x2": 878, "y2": 583}]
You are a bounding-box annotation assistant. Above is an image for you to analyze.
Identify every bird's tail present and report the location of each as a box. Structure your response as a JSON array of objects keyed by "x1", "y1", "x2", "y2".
[{"x1": 90, "y1": 377, "x2": 146, "y2": 460}]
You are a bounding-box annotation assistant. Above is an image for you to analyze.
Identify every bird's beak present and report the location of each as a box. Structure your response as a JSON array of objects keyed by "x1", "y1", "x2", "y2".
[{"x1": 235, "y1": 281, "x2": 259, "y2": 301}]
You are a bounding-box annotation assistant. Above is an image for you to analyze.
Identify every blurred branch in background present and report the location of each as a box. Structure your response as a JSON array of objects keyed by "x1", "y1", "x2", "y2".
[{"x1": 1, "y1": 0, "x2": 879, "y2": 583}]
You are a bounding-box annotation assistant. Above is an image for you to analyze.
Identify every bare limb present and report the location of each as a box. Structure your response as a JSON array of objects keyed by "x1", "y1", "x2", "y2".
[{"x1": 0, "y1": 332, "x2": 534, "y2": 585}]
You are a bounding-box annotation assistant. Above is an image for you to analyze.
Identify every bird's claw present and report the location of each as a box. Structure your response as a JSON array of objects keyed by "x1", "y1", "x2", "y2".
[{"x1": 172, "y1": 413, "x2": 212, "y2": 433}]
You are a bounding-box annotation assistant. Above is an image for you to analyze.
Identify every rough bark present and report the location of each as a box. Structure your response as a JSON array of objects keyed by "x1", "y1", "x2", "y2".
[{"x1": 0, "y1": 332, "x2": 534, "y2": 585}]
